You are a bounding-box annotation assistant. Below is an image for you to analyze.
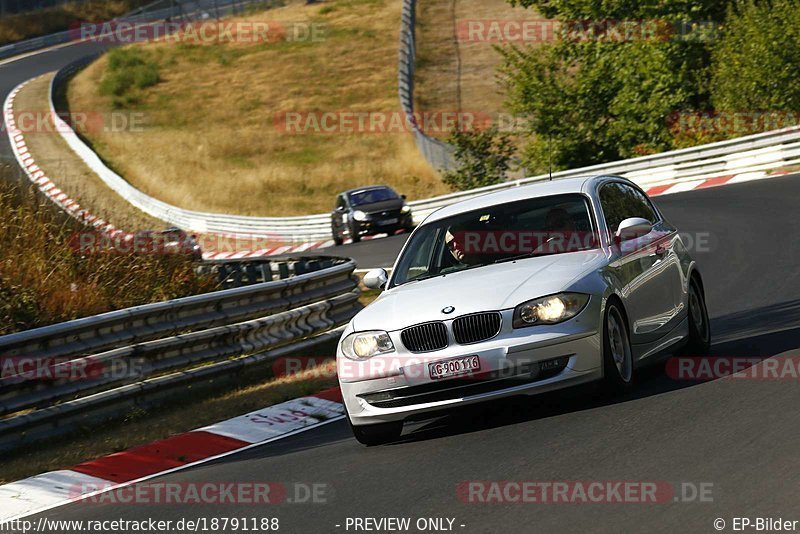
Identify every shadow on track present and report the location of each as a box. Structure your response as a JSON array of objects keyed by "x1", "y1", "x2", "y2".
[
  {"x1": 204, "y1": 299, "x2": 800, "y2": 460},
  {"x1": 390, "y1": 299, "x2": 800, "y2": 446}
]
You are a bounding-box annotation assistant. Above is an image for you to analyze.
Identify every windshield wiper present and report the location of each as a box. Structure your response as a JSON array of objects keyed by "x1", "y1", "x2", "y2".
[
  {"x1": 398, "y1": 262, "x2": 492, "y2": 286},
  {"x1": 493, "y1": 250, "x2": 558, "y2": 264}
]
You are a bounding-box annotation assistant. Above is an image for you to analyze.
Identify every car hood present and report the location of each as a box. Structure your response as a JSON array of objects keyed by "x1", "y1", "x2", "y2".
[
  {"x1": 353, "y1": 250, "x2": 607, "y2": 332},
  {"x1": 355, "y1": 198, "x2": 404, "y2": 214}
]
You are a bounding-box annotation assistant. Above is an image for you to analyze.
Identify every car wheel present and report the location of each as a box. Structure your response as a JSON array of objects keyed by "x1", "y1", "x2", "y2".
[
  {"x1": 602, "y1": 301, "x2": 634, "y2": 393},
  {"x1": 350, "y1": 222, "x2": 361, "y2": 243},
  {"x1": 685, "y1": 276, "x2": 711, "y2": 354},
  {"x1": 344, "y1": 403, "x2": 401, "y2": 446},
  {"x1": 332, "y1": 226, "x2": 343, "y2": 246}
]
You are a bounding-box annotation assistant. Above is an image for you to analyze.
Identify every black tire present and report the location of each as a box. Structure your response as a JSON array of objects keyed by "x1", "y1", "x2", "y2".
[
  {"x1": 685, "y1": 275, "x2": 711, "y2": 355},
  {"x1": 602, "y1": 300, "x2": 635, "y2": 394},
  {"x1": 344, "y1": 403, "x2": 402, "y2": 446},
  {"x1": 350, "y1": 421, "x2": 403, "y2": 446},
  {"x1": 332, "y1": 226, "x2": 343, "y2": 246},
  {"x1": 350, "y1": 222, "x2": 361, "y2": 243}
]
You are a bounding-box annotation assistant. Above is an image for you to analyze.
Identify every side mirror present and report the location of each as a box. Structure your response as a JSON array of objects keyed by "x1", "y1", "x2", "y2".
[
  {"x1": 335, "y1": 205, "x2": 346, "y2": 212},
  {"x1": 615, "y1": 217, "x2": 653, "y2": 241},
  {"x1": 363, "y1": 268, "x2": 388, "y2": 290},
  {"x1": 401, "y1": 194, "x2": 407, "y2": 200}
]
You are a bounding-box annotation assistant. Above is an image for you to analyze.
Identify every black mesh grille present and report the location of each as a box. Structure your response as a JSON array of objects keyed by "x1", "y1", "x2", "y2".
[
  {"x1": 401, "y1": 322, "x2": 448, "y2": 352},
  {"x1": 453, "y1": 312, "x2": 502, "y2": 344}
]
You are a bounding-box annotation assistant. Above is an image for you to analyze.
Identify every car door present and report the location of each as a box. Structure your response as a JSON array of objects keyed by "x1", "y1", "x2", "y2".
[{"x1": 599, "y1": 181, "x2": 683, "y2": 348}]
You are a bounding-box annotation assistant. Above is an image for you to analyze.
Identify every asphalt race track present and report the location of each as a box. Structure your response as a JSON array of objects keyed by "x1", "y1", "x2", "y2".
[
  {"x1": 15, "y1": 175, "x2": 800, "y2": 533},
  {"x1": 4, "y1": 44, "x2": 800, "y2": 534}
]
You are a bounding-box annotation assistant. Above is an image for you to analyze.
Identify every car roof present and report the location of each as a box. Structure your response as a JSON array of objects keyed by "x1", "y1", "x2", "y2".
[
  {"x1": 342, "y1": 185, "x2": 395, "y2": 196},
  {"x1": 422, "y1": 175, "x2": 617, "y2": 224}
]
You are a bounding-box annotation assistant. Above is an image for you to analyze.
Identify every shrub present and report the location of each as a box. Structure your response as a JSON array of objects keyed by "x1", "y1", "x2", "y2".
[
  {"x1": 99, "y1": 48, "x2": 161, "y2": 107},
  {"x1": 499, "y1": 0, "x2": 728, "y2": 172},
  {"x1": 441, "y1": 127, "x2": 516, "y2": 191},
  {"x1": 711, "y1": 0, "x2": 800, "y2": 113}
]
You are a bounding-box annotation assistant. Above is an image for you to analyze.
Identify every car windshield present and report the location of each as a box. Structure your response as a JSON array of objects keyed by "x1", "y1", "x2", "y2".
[
  {"x1": 391, "y1": 194, "x2": 598, "y2": 287},
  {"x1": 348, "y1": 187, "x2": 398, "y2": 206}
]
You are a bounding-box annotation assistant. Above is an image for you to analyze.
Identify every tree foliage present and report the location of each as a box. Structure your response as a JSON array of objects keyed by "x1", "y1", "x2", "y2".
[
  {"x1": 498, "y1": 0, "x2": 744, "y2": 173},
  {"x1": 442, "y1": 127, "x2": 516, "y2": 191},
  {"x1": 711, "y1": 0, "x2": 800, "y2": 112}
]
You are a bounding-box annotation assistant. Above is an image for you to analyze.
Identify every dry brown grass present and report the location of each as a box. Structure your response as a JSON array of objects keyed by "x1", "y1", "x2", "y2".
[
  {"x1": 0, "y1": 359, "x2": 339, "y2": 484},
  {"x1": 0, "y1": 164, "x2": 217, "y2": 335},
  {"x1": 13, "y1": 74, "x2": 164, "y2": 230},
  {"x1": 414, "y1": 0, "x2": 537, "y2": 138},
  {"x1": 68, "y1": 0, "x2": 449, "y2": 217}
]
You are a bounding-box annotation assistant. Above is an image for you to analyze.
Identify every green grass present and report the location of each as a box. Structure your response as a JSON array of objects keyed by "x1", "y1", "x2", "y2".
[{"x1": 99, "y1": 48, "x2": 162, "y2": 108}]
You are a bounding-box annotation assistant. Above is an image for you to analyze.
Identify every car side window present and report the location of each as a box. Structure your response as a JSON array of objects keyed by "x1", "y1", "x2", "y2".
[
  {"x1": 392, "y1": 229, "x2": 439, "y2": 284},
  {"x1": 599, "y1": 182, "x2": 658, "y2": 233}
]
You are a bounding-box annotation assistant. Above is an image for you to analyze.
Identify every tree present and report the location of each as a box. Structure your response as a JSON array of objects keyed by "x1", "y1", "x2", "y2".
[
  {"x1": 498, "y1": 0, "x2": 726, "y2": 172},
  {"x1": 711, "y1": 0, "x2": 800, "y2": 113}
]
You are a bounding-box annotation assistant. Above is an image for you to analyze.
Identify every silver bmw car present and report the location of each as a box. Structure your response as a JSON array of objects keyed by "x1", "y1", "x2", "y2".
[{"x1": 337, "y1": 175, "x2": 711, "y2": 445}]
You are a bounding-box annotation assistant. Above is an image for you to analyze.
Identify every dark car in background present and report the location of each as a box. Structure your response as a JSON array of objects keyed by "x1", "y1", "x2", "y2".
[
  {"x1": 132, "y1": 227, "x2": 203, "y2": 260},
  {"x1": 331, "y1": 185, "x2": 414, "y2": 245}
]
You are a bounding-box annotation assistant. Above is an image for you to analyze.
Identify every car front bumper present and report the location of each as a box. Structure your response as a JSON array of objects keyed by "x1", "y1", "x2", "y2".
[
  {"x1": 338, "y1": 309, "x2": 604, "y2": 427},
  {"x1": 354, "y1": 213, "x2": 413, "y2": 235}
]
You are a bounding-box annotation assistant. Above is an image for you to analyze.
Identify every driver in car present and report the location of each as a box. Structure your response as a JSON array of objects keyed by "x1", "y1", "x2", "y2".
[{"x1": 444, "y1": 224, "x2": 483, "y2": 267}]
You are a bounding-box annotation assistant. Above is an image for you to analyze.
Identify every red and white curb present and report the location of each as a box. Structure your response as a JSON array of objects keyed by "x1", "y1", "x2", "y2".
[
  {"x1": 200, "y1": 233, "x2": 389, "y2": 261},
  {"x1": 3, "y1": 80, "x2": 133, "y2": 245},
  {"x1": 641, "y1": 169, "x2": 791, "y2": 197},
  {"x1": 0, "y1": 387, "x2": 344, "y2": 521}
]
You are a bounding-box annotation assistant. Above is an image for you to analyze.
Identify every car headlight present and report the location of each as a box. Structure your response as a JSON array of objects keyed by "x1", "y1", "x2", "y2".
[
  {"x1": 512, "y1": 293, "x2": 589, "y2": 328},
  {"x1": 352, "y1": 210, "x2": 367, "y2": 222},
  {"x1": 340, "y1": 330, "x2": 395, "y2": 360},
  {"x1": 400, "y1": 205, "x2": 411, "y2": 214}
]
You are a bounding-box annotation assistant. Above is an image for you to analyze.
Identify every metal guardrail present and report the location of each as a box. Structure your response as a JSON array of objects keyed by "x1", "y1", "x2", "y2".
[
  {"x1": 398, "y1": 0, "x2": 457, "y2": 171},
  {"x1": 0, "y1": 256, "x2": 359, "y2": 453}
]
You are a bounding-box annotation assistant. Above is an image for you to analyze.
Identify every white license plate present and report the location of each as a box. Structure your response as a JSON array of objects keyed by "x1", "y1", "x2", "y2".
[
  {"x1": 377, "y1": 218, "x2": 398, "y2": 225},
  {"x1": 429, "y1": 356, "x2": 481, "y2": 380}
]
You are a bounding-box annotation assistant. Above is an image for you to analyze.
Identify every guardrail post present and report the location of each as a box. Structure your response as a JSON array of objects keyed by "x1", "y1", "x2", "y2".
[
  {"x1": 278, "y1": 262, "x2": 290, "y2": 279},
  {"x1": 230, "y1": 263, "x2": 243, "y2": 287},
  {"x1": 245, "y1": 262, "x2": 258, "y2": 284},
  {"x1": 258, "y1": 261, "x2": 273, "y2": 282},
  {"x1": 217, "y1": 264, "x2": 229, "y2": 284}
]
